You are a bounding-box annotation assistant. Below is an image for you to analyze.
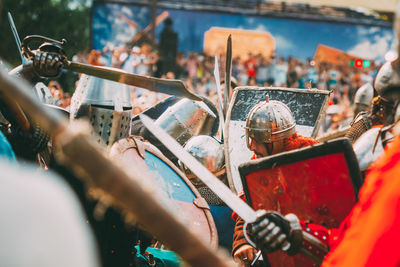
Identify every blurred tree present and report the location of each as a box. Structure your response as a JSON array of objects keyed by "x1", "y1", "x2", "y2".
[{"x1": 0, "y1": 0, "x2": 91, "y2": 93}]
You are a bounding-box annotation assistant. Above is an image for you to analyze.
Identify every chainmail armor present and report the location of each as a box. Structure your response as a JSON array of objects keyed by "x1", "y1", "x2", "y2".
[
  {"x1": 345, "y1": 113, "x2": 372, "y2": 144},
  {"x1": 196, "y1": 186, "x2": 225, "y2": 206},
  {"x1": 190, "y1": 173, "x2": 228, "y2": 206}
]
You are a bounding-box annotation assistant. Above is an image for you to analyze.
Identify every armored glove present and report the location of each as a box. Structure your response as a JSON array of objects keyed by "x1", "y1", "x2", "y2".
[
  {"x1": 32, "y1": 50, "x2": 64, "y2": 78},
  {"x1": 250, "y1": 210, "x2": 303, "y2": 256}
]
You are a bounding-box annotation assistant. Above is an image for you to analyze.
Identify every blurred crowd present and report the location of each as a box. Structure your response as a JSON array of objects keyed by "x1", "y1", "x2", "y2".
[{"x1": 50, "y1": 43, "x2": 381, "y2": 136}]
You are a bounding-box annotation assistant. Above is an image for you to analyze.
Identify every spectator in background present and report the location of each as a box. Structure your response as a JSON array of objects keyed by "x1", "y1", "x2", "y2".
[
  {"x1": 306, "y1": 59, "x2": 318, "y2": 88},
  {"x1": 232, "y1": 56, "x2": 242, "y2": 79},
  {"x1": 274, "y1": 56, "x2": 288, "y2": 87},
  {"x1": 297, "y1": 61, "x2": 307, "y2": 88},
  {"x1": 237, "y1": 68, "x2": 249, "y2": 86},
  {"x1": 175, "y1": 52, "x2": 187, "y2": 79},
  {"x1": 72, "y1": 44, "x2": 381, "y2": 135},
  {"x1": 287, "y1": 57, "x2": 298, "y2": 87},
  {"x1": 186, "y1": 52, "x2": 198, "y2": 80},
  {"x1": 244, "y1": 53, "x2": 257, "y2": 80},
  {"x1": 159, "y1": 18, "x2": 178, "y2": 76},
  {"x1": 360, "y1": 69, "x2": 373, "y2": 85},
  {"x1": 248, "y1": 77, "x2": 257, "y2": 86},
  {"x1": 318, "y1": 63, "x2": 329, "y2": 90},
  {"x1": 265, "y1": 53, "x2": 277, "y2": 87},
  {"x1": 122, "y1": 46, "x2": 141, "y2": 74},
  {"x1": 138, "y1": 43, "x2": 158, "y2": 75},
  {"x1": 256, "y1": 56, "x2": 269, "y2": 86},
  {"x1": 196, "y1": 54, "x2": 206, "y2": 83},
  {"x1": 87, "y1": 50, "x2": 105, "y2": 66},
  {"x1": 72, "y1": 50, "x2": 88, "y2": 63},
  {"x1": 110, "y1": 46, "x2": 126, "y2": 68},
  {"x1": 328, "y1": 64, "x2": 340, "y2": 90}
]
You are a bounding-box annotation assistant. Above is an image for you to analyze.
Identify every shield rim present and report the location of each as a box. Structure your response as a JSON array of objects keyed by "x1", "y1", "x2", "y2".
[
  {"x1": 224, "y1": 86, "x2": 330, "y2": 193},
  {"x1": 238, "y1": 137, "x2": 362, "y2": 210},
  {"x1": 110, "y1": 137, "x2": 219, "y2": 248},
  {"x1": 131, "y1": 96, "x2": 180, "y2": 121}
]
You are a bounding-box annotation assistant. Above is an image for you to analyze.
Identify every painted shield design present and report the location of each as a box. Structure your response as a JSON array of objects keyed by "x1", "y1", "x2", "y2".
[
  {"x1": 239, "y1": 138, "x2": 362, "y2": 266},
  {"x1": 109, "y1": 136, "x2": 218, "y2": 247},
  {"x1": 225, "y1": 87, "x2": 329, "y2": 193}
]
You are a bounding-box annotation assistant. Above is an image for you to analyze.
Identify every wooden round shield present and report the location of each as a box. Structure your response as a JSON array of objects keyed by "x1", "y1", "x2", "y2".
[{"x1": 109, "y1": 136, "x2": 218, "y2": 247}]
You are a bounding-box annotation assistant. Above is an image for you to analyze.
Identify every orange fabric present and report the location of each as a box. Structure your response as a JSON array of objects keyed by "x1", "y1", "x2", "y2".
[
  {"x1": 282, "y1": 132, "x2": 319, "y2": 151},
  {"x1": 322, "y1": 135, "x2": 400, "y2": 266}
]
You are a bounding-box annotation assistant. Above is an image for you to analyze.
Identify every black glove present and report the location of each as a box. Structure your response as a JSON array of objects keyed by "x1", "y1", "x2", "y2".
[
  {"x1": 250, "y1": 210, "x2": 303, "y2": 256},
  {"x1": 32, "y1": 51, "x2": 64, "y2": 78}
]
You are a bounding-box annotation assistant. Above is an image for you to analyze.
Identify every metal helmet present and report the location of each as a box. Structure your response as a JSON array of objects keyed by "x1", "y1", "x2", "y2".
[
  {"x1": 354, "y1": 83, "x2": 374, "y2": 106},
  {"x1": 374, "y1": 60, "x2": 400, "y2": 99},
  {"x1": 180, "y1": 135, "x2": 225, "y2": 175},
  {"x1": 155, "y1": 98, "x2": 217, "y2": 145},
  {"x1": 179, "y1": 135, "x2": 226, "y2": 206},
  {"x1": 70, "y1": 74, "x2": 132, "y2": 147},
  {"x1": 245, "y1": 95, "x2": 296, "y2": 149},
  {"x1": 353, "y1": 83, "x2": 374, "y2": 116}
]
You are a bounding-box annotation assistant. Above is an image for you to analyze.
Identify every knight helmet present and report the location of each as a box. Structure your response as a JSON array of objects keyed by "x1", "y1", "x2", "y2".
[{"x1": 245, "y1": 95, "x2": 296, "y2": 149}]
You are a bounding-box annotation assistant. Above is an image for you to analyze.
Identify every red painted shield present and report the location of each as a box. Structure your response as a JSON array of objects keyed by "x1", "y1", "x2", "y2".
[
  {"x1": 239, "y1": 138, "x2": 362, "y2": 266},
  {"x1": 110, "y1": 136, "x2": 218, "y2": 247}
]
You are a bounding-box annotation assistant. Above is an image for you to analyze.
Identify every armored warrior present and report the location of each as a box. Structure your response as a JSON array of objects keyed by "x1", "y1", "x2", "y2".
[
  {"x1": 247, "y1": 125, "x2": 400, "y2": 266},
  {"x1": 345, "y1": 66, "x2": 396, "y2": 144},
  {"x1": 131, "y1": 96, "x2": 219, "y2": 165},
  {"x1": 69, "y1": 75, "x2": 132, "y2": 147},
  {"x1": 232, "y1": 96, "x2": 318, "y2": 265},
  {"x1": 0, "y1": 43, "x2": 64, "y2": 161},
  {"x1": 244, "y1": 59, "x2": 400, "y2": 266},
  {"x1": 350, "y1": 60, "x2": 400, "y2": 173}
]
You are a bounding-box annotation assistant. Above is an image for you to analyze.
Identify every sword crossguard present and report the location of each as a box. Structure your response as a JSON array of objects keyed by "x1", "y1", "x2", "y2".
[
  {"x1": 21, "y1": 35, "x2": 67, "y2": 61},
  {"x1": 20, "y1": 35, "x2": 68, "y2": 79}
]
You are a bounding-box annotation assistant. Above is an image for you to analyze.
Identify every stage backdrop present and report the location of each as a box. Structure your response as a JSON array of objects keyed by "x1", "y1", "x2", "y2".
[{"x1": 92, "y1": 3, "x2": 394, "y2": 62}]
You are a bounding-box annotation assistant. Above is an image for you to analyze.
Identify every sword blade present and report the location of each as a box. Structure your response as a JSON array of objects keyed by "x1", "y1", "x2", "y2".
[
  {"x1": 223, "y1": 34, "x2": 232, "y2": 115},
  {"x1": 65, "y1": 62, "x2": 202, "y2": 101},
  {"x1": 213, "y1": 56, "x2": 225, "y2": 141},
  {"x1": 8, "y1": 12, "x2": 27, "y2": 65},
  {"x1": 140, "y1": 114, "x2": 257, "y2": 223}
]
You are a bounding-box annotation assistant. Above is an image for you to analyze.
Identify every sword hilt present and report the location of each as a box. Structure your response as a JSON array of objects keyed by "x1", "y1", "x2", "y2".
[{"x1": 21, "y1": 35, "x2": 67, "y2": 61}]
